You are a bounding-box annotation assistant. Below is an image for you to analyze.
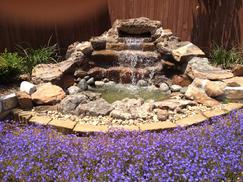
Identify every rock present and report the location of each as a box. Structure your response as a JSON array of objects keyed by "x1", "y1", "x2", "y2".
[
  {"x1": 32, "y1": 59, "x2": 80, "y2": 85},
  {"x1": 117, "y1": 17, "x2": 161, "y2": 35},
  {"x1": 137, "y1": 80, "x2": 148, "y2": 87},
  {"x1": 155, "y1": 109, "x2": 169, "y2": 121},
  {"x1": 106, "y1": 42, "x2": 127, "y2": 51},
  {"x1": 61, "y1": 74, "x2": 75, "y2": 89},
  {"x1": 87, "y1": 77, "x2": 95, "y2": 85},
  {"x1": 91, "y1": 50, "x2": 118, "y2": 67},
  {"x1": 58, "y1": 94, "x2": 88, "y2": 114},
  {"x1": 156, "y1": 36, "x2": 182, "y2": 54},
  {"x1": 75, "y1": 98, "x2": 113, "y2": 116},
  {"x1": 170, "y1": 85, "x2": 182, "y2": 92},
  {"x1": 103, "y1": 78, "x2": 109, "y2": 83},
  {"x1": 172, "y1": 75, "x2": 192, "y2": 87},
  {"x1": 232, "y1": 64, "x2": 243, "y2": 76},
  {"x1": 0, "y1": 93, "x2": 18, "y2": 112},
  {"x1": 77, "y1": 79, "x2": 88, "y2": 91},
  {"x1": 185, "y1": 57, "x2": 234, "y2": 80},
  {"x1": 154, "y1": 99, "x2": 196, "y2": 110},
  {"x1": 66, "y1": 41, "x2": 93, "y2": 58},
  {"x1": 205, "y1": 81, "x2": 226, "y2": 97},
  {"x1": 185, "y1": 79, "x2": 219, "y2": 107},
  {"x1": 159, "y1": 83, "x2": 170, "y2": 92},
  {"x1": 95, "y1": 81, "x2": 105, "y2": 87},
  {"x1": 67, "y1": 86, "x2": 81, "y2": 95},
  {"x1": 152, "y1": 75, "x2": 172, "y2": 87},
  {"x1": 180, "y1": 87, "x2": 188, "y2": 94},
  {"x1": 16, "y1": 91, "x2": 33, "y2": 110},
  {"x1": 172, "y1": 42, "x2": 205, "y2": 62},
  {"x1": 88, "y1": 67, "x2": 106, "y2": 80},
  {"x1": 224, "y1": 87, "x2": 243, "y2": 100},
  {"x1": 82, "y1": 91, "x2": 101, "y2": 100},
  {"x1": 90, "y1": 37, "x2": 106, "y2": 50},
  {"x1": 74, "y1": 69, "x2": 87, "y2": 78},
  {"x1": 223, "y1": 77, "x2": 243, "y2": 87},
  {"x1": 31, "y1": 83, "x2": 66, "y2": 105},
  {"x1": 84, "y1": 76, "x2": 90, "y2": 81},
  {"x1": 110, "y1": 98, "x2": 152, "y2": 120},
  {"x1": 20, "y1": 81, "x2": 37, "y2": 95},
  {"x1": 19, "y1": 73, "x2": 31, "y2": 81}
]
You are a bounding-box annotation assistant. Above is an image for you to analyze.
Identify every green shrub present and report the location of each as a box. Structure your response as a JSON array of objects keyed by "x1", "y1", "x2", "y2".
[
  {"x1": 210, "y1": 45, "x2": 243, "y2": 69},
  {"x1": 17, "y1": 43, "x2": 58, "y2": 74},
  {"x1": 0, "y1": 50, "x2": 24, "y2": 83}
]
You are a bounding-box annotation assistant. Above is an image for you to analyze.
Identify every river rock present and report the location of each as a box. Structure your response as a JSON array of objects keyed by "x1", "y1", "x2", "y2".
[
  {"x1": 159, "y1": 83, "x2": 170, "y2": 92},
  {"x1": 185, "y1": 78, "x2": 219, "y2": 107},
  {"x1": 78, "y1": 79, "x2": 88, "y2": 91},
  {"x1": 58, "y1": 94, "x2": 88, "y2": 114},
  {"x1": 137, "y1": 80, "x2": 148, "y2": 87},
  {"x1": 95, "y1": 81, "x2": 105, "y2": 87},
  {"x1": 170, "y1": 85, "x2": 182, "y2": 92},
  {"x1": 155, "y1": 109, "x2": 169, "y2": 121},
  {"x1": 75, "y1": 98, "x2": 113, "y2": 116},
  {"x1": 31, "y1": 83, "x2": 66, "y2": 105},
  {"x1": 185, "y1": 57, "x2": 233, "y2": 80},
  {"x1": 67, "y1": 86, "x2": 81, "y2": 95},
  {"x1": 20, "y1": 81, "x2": 37, "y2": 95},
  {"x1": 16, "y1": 91, "x2": 33, "y2": 110},
  {"x1": 87, "y1": 77, "x2": 95, "y2": 85}
]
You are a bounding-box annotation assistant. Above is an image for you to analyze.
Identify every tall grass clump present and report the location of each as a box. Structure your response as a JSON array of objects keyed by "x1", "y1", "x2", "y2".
[
  {"x1": 0, "y1": 50, "x2": 24, "y2": 83},
  {"x1": 210, "y1": 45, "x2": 243, "y2": 69}
]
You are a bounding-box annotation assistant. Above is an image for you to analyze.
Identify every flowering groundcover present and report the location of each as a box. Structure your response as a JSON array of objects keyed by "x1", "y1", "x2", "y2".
[{"x1": 0, "y1": 110, "x2": 242, "y2": 181}]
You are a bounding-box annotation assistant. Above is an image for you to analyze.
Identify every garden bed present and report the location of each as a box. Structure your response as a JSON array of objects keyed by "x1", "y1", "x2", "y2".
[{"x1": 0, "y1": 110, "x2": 242, "y2": 181}]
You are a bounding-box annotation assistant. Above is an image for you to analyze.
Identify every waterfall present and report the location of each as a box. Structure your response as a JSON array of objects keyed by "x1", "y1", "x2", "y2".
[{"x1": 123, "y1": 37, "x2": 145, "y2": 50}]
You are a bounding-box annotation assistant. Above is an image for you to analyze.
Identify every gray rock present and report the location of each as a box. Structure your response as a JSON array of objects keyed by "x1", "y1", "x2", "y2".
[
  {"x1": 137, "y1": 80, "x2": 148, "y2": 87},
  {"x1": 84, "y1": 76, "x2": 90, "y2": 81},
  {"x1": 170, "y1": 85, "x2": 182, "y2": 92},
  {"x1": 180, "y1": 87, "x2": 188, "y2": 94},
  {"x1": 159, "y1": 83, "x2": 170, "y2": 92},
  {"x1": 58, "y1": 94, "x2": 88, "y2": 114},
  {"x1": 78, "y1": 79, "x2": 88, "y2": 91},
  {"x1": 20, "y1": 81, "x2": 37, "y2": 95},
  {"x1": 95, "y1": 81, "x2": 105, "y2": 87},
  {"x1": 155, "y1": 109, "x2": 169, "y2": 121},
  {"x1": 0, "y1": 93, "x2": 18, "y2": 112},
  {"x1": 75, "y1": 98, "x2": 113, "y2": 116},
  {"x1": 87, "y1": 77, "x2": 95, "y2": 85},
  {"x1": 67, "y1": 86, "x2": 81, "y2": 95}
]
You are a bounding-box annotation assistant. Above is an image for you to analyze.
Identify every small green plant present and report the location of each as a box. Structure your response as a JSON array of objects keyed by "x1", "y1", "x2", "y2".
[
  {"x1": 17, "y1": 39, "x2": 58, "y2": 74},
  {"x1": 210, "y1": 45, "x2": 243, "y2": 69},
  {"x1": 0, "y1": 50, "x2": 24, "y2": 83}
]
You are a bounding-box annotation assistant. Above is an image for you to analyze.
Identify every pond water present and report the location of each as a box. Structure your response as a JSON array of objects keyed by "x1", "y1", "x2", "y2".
[{"x1": 93, "y1": 84, "x2": 169, "y2": 103}]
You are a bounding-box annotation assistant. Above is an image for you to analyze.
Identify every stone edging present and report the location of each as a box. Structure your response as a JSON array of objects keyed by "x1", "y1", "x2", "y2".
[{"x1": 10, "y1": 103, "x2": 243, "y2": 133}]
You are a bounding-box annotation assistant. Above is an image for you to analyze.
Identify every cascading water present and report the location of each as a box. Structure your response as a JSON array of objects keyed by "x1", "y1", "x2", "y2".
[{"x1": 123, "y1": 37, "x2": 145, "y2": 50}]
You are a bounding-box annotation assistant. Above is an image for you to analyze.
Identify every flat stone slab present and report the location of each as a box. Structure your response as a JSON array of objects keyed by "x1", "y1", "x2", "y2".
[
  {"x1": 175, "y1": 113, "x2": 207, "y2": 127},
  {"x1": 139, "y1": 121, "x2": 177, "y2": 131},
  {"x1": 110, "y1": 125, "x2": 140, "y2": 131},
  {"x1": 222, "y1": 103, "x2": 243, "y2": 111},
  {"x1": 202, "y1": 109, "x2": 228, "y2": 118},
  {"x1": 29, "y1": 116, "x2": 52, "y2": 125},
  {"x1": 73, "y1": 122, "x2": 109, "y2": 133},
  {"x1": 48, "y1": 119, "x2": 77, "y2": 130}
]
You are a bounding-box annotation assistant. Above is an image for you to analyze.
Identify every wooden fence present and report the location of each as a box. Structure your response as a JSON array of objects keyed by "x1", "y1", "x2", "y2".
[{"x1": 0, "y1": 0, "x2": 242, "y2": 55}]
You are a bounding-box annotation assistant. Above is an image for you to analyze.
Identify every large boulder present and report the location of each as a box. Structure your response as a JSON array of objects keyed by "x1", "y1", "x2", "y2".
[
  {"x1": 31, "y1": 83, "x2": 66, "y2": 105},
  {"x1": 116, "y1": 17, "x2": 161, "y2": 35},
  {"x1": 75, "y1": 98, "x2": 113, "y2": 116},
  {"x1": 172, "y1": 42, "x2": 205, "y2": 62},
  {"x1": 185, "y1": 79, "x2": 219, "y2": 107},
  {"x1": 32, "y1": 59, "x2": 80, "y2": 85},
  {"x1": 185, "y1": 57, "x2": 234, "y2": 80}
]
